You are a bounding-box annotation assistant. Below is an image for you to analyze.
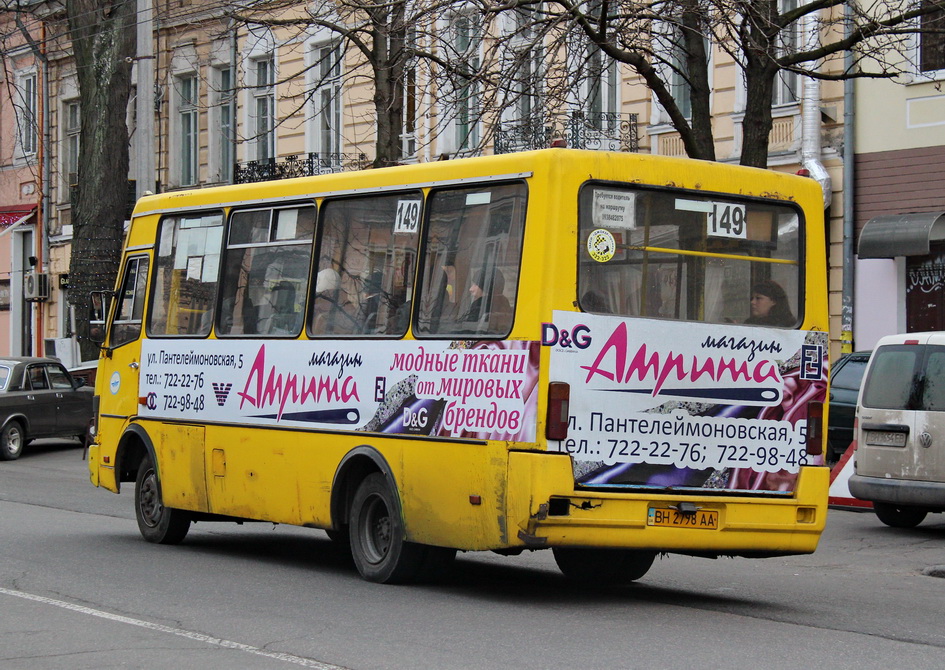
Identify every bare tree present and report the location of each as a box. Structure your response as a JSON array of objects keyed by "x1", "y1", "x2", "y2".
[
  {"x1": 229, "y1": 0, "x2": 466, "y2": 167},
  {"x1": 1, "y1": 0, "x2": 134, "y2": 358},
  {"x1": 65, "y1": 0, "x2": 135, "y2": 357},
  {"x1": 497, "y1": 0, "x2": 945, "y2": 167}
]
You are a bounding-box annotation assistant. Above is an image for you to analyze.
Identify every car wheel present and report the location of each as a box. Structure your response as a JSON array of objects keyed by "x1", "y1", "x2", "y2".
[
  {"x1": 0, "y1": 421, "x2": 25, "y2": 461},
  {"x1": 135, "y1": 455, "x2": 191, "y2": 544},
  {"x1": 348, "y1": 472, "x2": 426, "y2": 583},
  {"x1": 873, "y1": 502, "x2": 928, "y2": 529},
  {"x1": 553, "y1": 547, "x2": 657, "y2": 585}
]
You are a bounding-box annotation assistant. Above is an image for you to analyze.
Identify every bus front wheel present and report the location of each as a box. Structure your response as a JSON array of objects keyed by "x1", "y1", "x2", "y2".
[
  {"x1": 135, "y1": 456, "x2": 191, "y2": 544},
  {"x1": 553, "y1": 547, "x2": 656, "y2": 585},
  {"x1": 349, "y1": 472, "x2": 426, "y2": 583}
]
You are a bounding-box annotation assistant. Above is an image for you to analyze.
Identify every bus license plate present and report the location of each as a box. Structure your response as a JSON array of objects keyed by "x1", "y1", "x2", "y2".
[
  {"x1": 865, "y1": 431, "x2": 907, "y2": 447},
  {"x1": 647, "y1": 508, "x2": 718, "y2": 529}
]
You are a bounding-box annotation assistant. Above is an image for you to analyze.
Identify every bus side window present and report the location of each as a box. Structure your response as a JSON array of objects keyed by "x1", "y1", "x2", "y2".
[
  {"x1": 217, "y1": 205, "x2": 315, "y2": 337},
  {"x1": 310, "y1": 192, "x2": 421, "y2": 337},
  {"x1": 149, "y1": 212, "x2": 224, "y2": 337},
  {"x1": 415, "y1": 183, "x2": 526, "y2": 338}
]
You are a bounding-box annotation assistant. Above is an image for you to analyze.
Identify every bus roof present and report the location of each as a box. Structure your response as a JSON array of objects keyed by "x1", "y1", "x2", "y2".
[{"x1": 131, "y1": 148, "x2": 821, "y2": 220}]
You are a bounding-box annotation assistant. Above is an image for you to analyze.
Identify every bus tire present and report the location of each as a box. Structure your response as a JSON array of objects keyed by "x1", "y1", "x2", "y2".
[
  {"x1": 135, "y1": 455, "x2": 191, "y2": 544},
  {"x1": 553, "y1": 547, "x2": 656, "y2": 585},
  {"x1": 873, "y1": 502, "x2": 927, "y2": 529},
  {"x1": 0, "y1": 421, "x2": 25, "y2": 461},
  {"x1": 349, "y1": 472, "x2": 425, "y2": 583}
]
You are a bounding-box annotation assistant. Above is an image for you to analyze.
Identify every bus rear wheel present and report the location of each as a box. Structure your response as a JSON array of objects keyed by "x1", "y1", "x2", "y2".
[
  {"x1": 135, "y1": 456, "x2": 192, "y2": 544},
  {"x1": 553, "y1": 547, "x2": 656, "y2": 585},
  {"x1": 349, "y1": 472, "x2": 427, "y2": 583}
]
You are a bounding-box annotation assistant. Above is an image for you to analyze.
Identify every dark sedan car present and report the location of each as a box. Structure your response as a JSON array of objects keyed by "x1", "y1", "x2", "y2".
[
  {"x1": 827, "y1": 350, "x2": 871, "y2": 464},
  {"x1": 0, "y1": 357, "x2": 93, "y2": 461}
]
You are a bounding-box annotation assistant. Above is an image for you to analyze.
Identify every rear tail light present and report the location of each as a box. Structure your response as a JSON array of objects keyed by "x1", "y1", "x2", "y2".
[
  {"x1": 546, "y1": 382, "x2": 570, "y2": 441},
  {"x1": 806, "y1": 400, "x2": 823, "y2": 455},
  {"x1": 851, "y1": 417, "x2": 858, "y2": 451}
]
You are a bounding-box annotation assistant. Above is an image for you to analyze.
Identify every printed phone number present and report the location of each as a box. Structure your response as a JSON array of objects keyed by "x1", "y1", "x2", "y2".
[
  {"x1": 563, "y1": 438, "x2": 810, "y2": 471},
  {"x1": 159, "y1": 392, "x2": 207, "y2": 413},
  {"x1": 142, "y1": 372, "x2": 206, "y2": 390}
]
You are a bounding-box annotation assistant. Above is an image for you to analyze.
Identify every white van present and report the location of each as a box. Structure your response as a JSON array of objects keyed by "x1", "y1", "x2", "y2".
[{"x1": 849, "y1": 332, "x2": 945, "y2": 527}]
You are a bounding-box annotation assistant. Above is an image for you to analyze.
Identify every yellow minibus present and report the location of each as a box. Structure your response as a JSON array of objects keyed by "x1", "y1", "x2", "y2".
[{"x1": 89, "y1": 148, "x2": 829, "y2": 583}]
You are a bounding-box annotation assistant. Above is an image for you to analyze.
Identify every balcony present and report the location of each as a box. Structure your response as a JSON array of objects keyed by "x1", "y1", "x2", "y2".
[
  {"x1": 494, "y1": 112, "x2": 639, "y2": 154},
  {"x1": 234, "y1": 152, "x2": 368, "y2": 184}
]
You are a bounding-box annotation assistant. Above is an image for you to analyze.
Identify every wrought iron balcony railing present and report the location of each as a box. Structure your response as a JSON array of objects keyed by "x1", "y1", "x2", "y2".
[
  {"x1": 234, "y1": 152, "x2": 368, "y2": 184},
  {"x1": 494, "y1": 112, "x2": 639, "y2": 155}
]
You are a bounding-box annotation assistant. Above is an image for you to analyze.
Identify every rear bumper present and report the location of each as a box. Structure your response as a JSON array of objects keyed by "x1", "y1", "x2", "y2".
[
  {"x1": 509, "y1": 453, "x2": 829, "y2": 557},
  {"x1": 849, "y1": 474, "x2": 945, "y2": 508}
]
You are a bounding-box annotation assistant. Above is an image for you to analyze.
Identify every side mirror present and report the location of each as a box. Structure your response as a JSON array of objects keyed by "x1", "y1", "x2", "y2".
[
  {"x1": 73, "y1": 377, "x2": 87, "y2": 389},
  {"x1": 89, "y1": 290, "x2": 111, "y2": 345}
]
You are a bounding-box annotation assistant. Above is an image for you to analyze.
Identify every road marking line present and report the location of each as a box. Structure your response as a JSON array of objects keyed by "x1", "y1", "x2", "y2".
[{"x1": 0, "y1": 586, "x2": 346, "y2": 669}]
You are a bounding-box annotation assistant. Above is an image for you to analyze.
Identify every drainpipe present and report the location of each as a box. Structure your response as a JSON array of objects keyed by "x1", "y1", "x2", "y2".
[
  {"x1": 39, "y1": 23, "x2": 50, "y2": 356},
  {"x1": 230, "y1": 20, "x2": 238, "y2": 177},
  {"x1": 801, "y1": 8, "x2": 831, "y2": 209},
  {"x1": 840, "y1": 4, "x2": 855, "y2": 354},
  {"x1": 136, "y1": 0, "x2": 155, "y2": 197}
]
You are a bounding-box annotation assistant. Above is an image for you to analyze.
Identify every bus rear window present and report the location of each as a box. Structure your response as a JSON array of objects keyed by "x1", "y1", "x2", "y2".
[{"x1": 578, "y1": 185, "x2": 801, "y2": 327}]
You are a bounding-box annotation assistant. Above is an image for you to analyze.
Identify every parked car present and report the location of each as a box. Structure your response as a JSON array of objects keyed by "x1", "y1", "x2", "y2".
[
  {"x1": 0, "y1": 357, "x2": 93, "y2": 461},
  {"x1": 826, "y1": 350, "x2": 871, "y2": 464},
  {"x1": 849, "y1": 333, "x2": 945, "y2": 528}
]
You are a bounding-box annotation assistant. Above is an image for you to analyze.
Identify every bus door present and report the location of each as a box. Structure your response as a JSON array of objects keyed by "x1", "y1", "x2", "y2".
[{"x1": 104, "y1": 255, "x2": 151, "y2": 437}]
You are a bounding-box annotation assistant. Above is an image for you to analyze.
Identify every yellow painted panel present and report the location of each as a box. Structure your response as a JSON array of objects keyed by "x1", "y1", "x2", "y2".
[{"x1": 155, "y1": 423, "x2": 208, "y2": 512}]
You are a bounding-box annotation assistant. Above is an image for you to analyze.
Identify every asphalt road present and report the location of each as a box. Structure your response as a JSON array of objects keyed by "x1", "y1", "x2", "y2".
[{"x1": 2, "y1": 440, "x2": 944, "y2": 669}]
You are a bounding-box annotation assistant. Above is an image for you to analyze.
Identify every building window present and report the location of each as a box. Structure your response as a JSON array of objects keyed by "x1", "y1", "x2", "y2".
[
  {"x1": 773, "y1": 0, "x2": 799, "y2": 106},
  {"x1": 177, "y1": 74, "x2": 199, "y2": 186},
  {"x1": 453, "y1": 13, "x2": 481, "y2": 152},
  {"x1": 507, "y1": 5, "x2": 542, "y2": 122},
  {"x1": 920, "y1": 1, "x2": 945, "y2": 74},
  {"x1": 587, "y1": 45, "x2": 618, "y2": 126},
  {"x1": 214, "y1": 67, "x2": 235, "y2": 183},
  {"x1": 666, "y1": 29, "x2": 692, "y2": 120},
  {"x1": 252, "y1": 57, "x2": 276, "y2": 162},
  {"x1": 312, "y1": 44, "x2": 342, "y2": 156},
  {"x1": 16, "y1": 72, "x2": 38, "y2": 156},
  {"x1": 64, "y1": 101, "x2": 80, "y2": 188}
]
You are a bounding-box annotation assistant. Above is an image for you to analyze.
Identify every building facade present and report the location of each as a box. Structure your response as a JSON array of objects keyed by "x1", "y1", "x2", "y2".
[
  {"x1": 3, "y1": 0, "x2": 941, "y2": 363},
  {"x1": 0, "y1": 7, "x2": 47, "y2": 358},
  {"x1": 853, "y1": 17, "x2": 945, "y2": 349}
]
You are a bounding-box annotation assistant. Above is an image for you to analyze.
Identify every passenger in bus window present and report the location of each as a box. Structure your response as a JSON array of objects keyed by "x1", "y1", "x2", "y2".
[
  {"x1": 264, "y1": 281, "x2": 302, "y2": 335},
  {"x1": 462, "y1": 268, "x2": 511, "y2": 327},
  {"x1": 312, "y1": 267, "x2": 357, "y2": 334},
  {"x1": 357, "y1": 271, "x2": 384, "y2": 333},
  {"x1": 745, "y1": 280, "x2": 795, "y2": 327}
]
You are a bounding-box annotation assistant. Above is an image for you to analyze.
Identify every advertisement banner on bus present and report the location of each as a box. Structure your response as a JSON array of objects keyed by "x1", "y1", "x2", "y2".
[
  {"x1": 545, "y1": 311, "x2": 828, "y2": 493},
  {"x1": 136, "y1": 339, "x2": 539, "y2": 442}
]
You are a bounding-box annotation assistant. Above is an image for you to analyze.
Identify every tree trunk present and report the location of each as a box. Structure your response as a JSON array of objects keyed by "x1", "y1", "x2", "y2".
[
  {"x1": 65, "y1": 0, "x2": 136, "y2": 359},
  {"x1": 371, "y1": 2, "x2": 406, "y2": 167},
  {"x1": 738, "y1": 0, "x2": 779, "y2": 168},
  {"x1": 680, "y1": 0, "x2": 715, "y2": 161},
  {"x1": 740, "y1": 65, "x2": 777, "y2": 169}
]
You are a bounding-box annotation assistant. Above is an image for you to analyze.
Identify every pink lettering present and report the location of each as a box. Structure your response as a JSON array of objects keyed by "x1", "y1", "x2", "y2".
[
  {"x1": 238, "y1": 345, "x2": 359, "y2": 420},
  {"x1": 581, "y1": 332, "x2": 784, "y2": 396}
]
